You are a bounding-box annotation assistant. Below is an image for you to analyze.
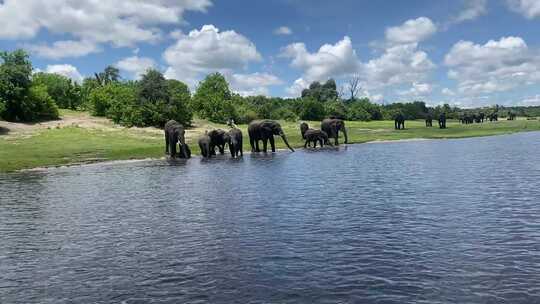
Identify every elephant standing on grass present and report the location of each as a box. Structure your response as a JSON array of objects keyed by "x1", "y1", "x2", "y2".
[
  {"x1": 227, "y1": 128, "x2": 243, "y2": 158},
  {"x1": 425, "y1": 114, "x2": 433, "y2": 127},
  {"x1": 321, "y1": 118, "x2": 348, "y2": 145},
  {"x1": 248, "y1": 120, "x2": 295, "y2": 153},
  {"x1": 208, "y1": 129, "x2": 228, "y2": 155},
  {"x1": 394, "y1": 114, "x2": 405, "y2": 130},
  {"x1": 164, "y1": 120, "x2": 190, "y2": 158},
  {"x1": 198, "y1": 131, "x2": 211, "y2": 158},
  {"x1": 438, "y1": 113, "x2": 447, "y2": 129},
  {"x1": 300, "y1": 122, "x2": 331, "y2": 148}
]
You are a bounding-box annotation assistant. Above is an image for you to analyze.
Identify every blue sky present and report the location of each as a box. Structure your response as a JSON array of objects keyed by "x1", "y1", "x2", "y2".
[{"x1": 1, "y1": 0, "x2": 540, "y2": 107}]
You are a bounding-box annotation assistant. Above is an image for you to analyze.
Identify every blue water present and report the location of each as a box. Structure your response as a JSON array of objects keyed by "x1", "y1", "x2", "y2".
[{"x1": 1, "y1": 132, "x2": 540, "y2": 303}]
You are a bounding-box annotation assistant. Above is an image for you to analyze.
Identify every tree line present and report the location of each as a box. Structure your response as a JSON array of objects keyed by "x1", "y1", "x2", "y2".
[{"x1": 0, "y1": 49, "x2": 534, "y2": 126}]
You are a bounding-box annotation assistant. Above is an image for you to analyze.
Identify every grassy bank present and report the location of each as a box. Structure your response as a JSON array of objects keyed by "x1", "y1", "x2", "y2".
[{"x1": 1, "y1": 111, "x2": 539, "y2": 172}]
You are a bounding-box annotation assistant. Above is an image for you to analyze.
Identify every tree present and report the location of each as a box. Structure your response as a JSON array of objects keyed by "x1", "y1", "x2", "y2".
[
  {"x1": 298, "y1": 97, "x2": 326, "y2": 121},
  {"x1": 0, "y1": 50, "x2": 33, "y2": 121},
  {"x1": 347, "y1": 75, "x2": 361, "y2": 101},
  {"x1": 166, "y1": 79, "x2": 193, "y2": 126},
  {"x1": 32, "y1": 72, "x2": 82, "y2": 109},
  {"x1": 95, "y1": 65, "x2": 120, "y2": 86},
  {"x1": 192, "y1": 72, "x2": 235, "y2": 123}
]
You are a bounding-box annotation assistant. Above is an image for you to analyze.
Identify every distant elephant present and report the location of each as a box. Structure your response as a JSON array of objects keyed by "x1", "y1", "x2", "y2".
[
  {"x1": 321, "y1": 118, "x2": 348, "y2": 145},
  {"x1": 394, "y1": 113, "x2": 405, "y2": 130},
  {"x1": 248, "y1": 120, "x2": 295, "y2": 153},
  {"x1": 208, "y1": 129, "x2": 228, "y2": 155},
  {"x1": 198, "y1": 131, "x2": 212, "y2": 158},
  {"x1": 438, "y1": 113, "x2": 447, "y2": 129},
  {"x1": 300, "y1": 122, "x2": 331, "y2": 148},
  {"x1": 425, "y1": 114, "x2": 433, "y2": 127},
  {"x1": 227, "y1": 127, "x2": 243, "y2": 158},
  {"x1": 164, "y1": 120, "x2": 190, "y2": 158},
  {"x1": 507, "y1": 112, "x2": 516, "y2": 120},
  {"x1": 478, "y1": 112, "x2": 485, "y2": 123},
  {"x1": 488, "y1": 113, "x2": 498, "y2": 122}
]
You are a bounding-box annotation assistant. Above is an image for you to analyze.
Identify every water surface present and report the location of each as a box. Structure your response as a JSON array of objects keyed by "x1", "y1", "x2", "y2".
[{"x1": 2, "y1": 132, "x2": 540, "y2": 303}]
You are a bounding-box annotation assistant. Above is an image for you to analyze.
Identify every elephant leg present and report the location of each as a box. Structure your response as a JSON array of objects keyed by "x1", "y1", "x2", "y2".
[
  {"x1": 250, "y1": 138, "x2": 256, "y2": 152},
  {"x1": 319, "y1": 138, "x2": 323, "y2": 147},
  {"x1": 269, "y1": 136, "x2": 276, "y2": 152},
  {"x1": 255, "y1": 140, "x2": 260, "y2": 152},
  {"x1": 239, "y1": 139, "x2": 243, "y2": 156},
  {"x1": 165, "y1": 133, "x2": 170, "y2": 154},
  {"x1": 219, "y1": 145, "x2": 225, "y2": 155},
  {"x1": 304, "y1": 140, "x2": 308, "y2": 148}
]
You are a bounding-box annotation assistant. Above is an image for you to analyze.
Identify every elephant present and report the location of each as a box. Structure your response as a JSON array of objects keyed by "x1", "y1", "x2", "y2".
[
  {"x1": 478, "y1": 112, "x2": 485, "y2": 123},
  {"x1": 321, "y1": 118, "x2": 348, "y2": 145},
  {"x1": 488, "y1": 113, "x2": 498, "y2": 122},
  {"x1": 507, "y1": 112, "x2": 516, "y2": 120},
  {"x1": 164, "y1": 120, "x2": 190, "y2": 158},
  {"x1": 438, "y1": 113, "x2": 447, "y2": 129},
  {"x1": 198, "y1": 131, "x2": 212, "y2": 158},
  {"x1": 248, "y1": 120, "x2": 295, "y2": 153},
  {"x1": 227, "y1": 127, "x2": 243, "y2": 158},
  {"x1": 300, "y1": 122, "x2": 331, "y2": 148},
  {"x1": 394, "y1": 113, "x2": 405, "y2": 130},
  {"x1": 425, "y1": 114, "x2": 433, "y2": 127},
  {"x1": 208, "y1": 129, "x2": 228, "y2": 155}
]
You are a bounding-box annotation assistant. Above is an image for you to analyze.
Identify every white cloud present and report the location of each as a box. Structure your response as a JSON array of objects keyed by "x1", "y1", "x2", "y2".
[
  {"x1": 286, "y1": 78, "x2": 310, "y2": 96},
  {"x1": 507, "y1": 0, "x2": 540, "y2": 19},
  {"x1": 398, "y1": 82, "x2": 433, "y2": 97},
  {"x1": 442, "y1": 88, "x2": 456, "y2": 96},
  {"x1": 274, "y1": 26, "x2": 293, "y2": 35},
  {"x1": 163, "y1": 24, "x2": 262, "y2": 85},
  {"x1": 116, "y1": 56, "x2": 156, "y2": 79},
  {"x1": 45, "y1": 64, "x2": 83, "y2": 83},
  {"x1": 453, "y1": 0, "x2": 487, "y2": 23},
  {"x1": 445, "y1": 36, "x2": 540, "y2": 95},
  {"x1": 227, "y1": 72, "x2": 283, "y2": 96},
  {"x1": 385, "y1": 17, "x2": 437, "y2": 45},
  {"x1": 26, "y1": 40, "x2": 100, "y2": 59},
  {"x1": 0, "y1": 0, "x2": 212, "y2": 57},
  {"x1": 519, "y1": 95, "x2": 540, "y2": 106}
]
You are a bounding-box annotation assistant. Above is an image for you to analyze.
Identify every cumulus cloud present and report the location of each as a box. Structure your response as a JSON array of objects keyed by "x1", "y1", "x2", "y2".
[
  {"x1": 26, "y1": 40, "x2": 101, "y2": 59},
  {"x1": 274, "y1": 26, "x2": 293, "y2": 35},
  {"x1": 398, "y1": 82, "x2": 433, "y2": 97},
  {"x1": 45, "y1": 64, "x2": 83, "y2": 83},
  {"x1": 445, "y1": 36, "x2": 540, "y2": 95},
  {"x1": 116, "y1": 56, "x2": 156, "y2": 79},
  {"x1": 227, "y1": 72, "x2": 283, "y2": 96},
  {"x1": 0, "y1": 0, "x2": 212, "y2": 58},
  {"x1": 281, "y1": 17, "x2": 437, "y2": 96},
  {"x1": 163, "y1": 24, "x2": 262, "y2": 85},
  {"x1": 385, "y1": 17, "x2": 437, "y2": 45},
  {"x1": 519, "y1": 95, "x2": 540, "y2": 106},
  {"x1": 507, "y1": 0, "x2": 540, "y2": 19},
  {"x1": 442, "y1": 88, "x2": 456, "y2": 96}
]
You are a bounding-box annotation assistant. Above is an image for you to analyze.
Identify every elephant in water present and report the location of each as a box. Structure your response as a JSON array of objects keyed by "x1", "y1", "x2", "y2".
[
  {"x1": 321, "y1": 118, "x2": 348, "y2": 145},
  {"x1": 227, "y1": 127, "x2": 243, "y2": 158},
  {"x1": 198, "y1": 131, "x2": 212, "y2": 158},
  {"x1": 300, "y1": 122, "x2": 331, "y2": 148},
  {"x1": 164, "y1": 120, "x2": 190, "y2": 158},
  {"x1": 208, "y1": 129, "x2": 228, "y2": 155},
  {"x1": 438, "y1": 113, "x2": 447, "y2": 129},
  {"x1": 394, "y1": 113, "x2": 405, "y2": 130},
  {"x1": 248, "y1": 120, "x2": 294, "y2": 153}
]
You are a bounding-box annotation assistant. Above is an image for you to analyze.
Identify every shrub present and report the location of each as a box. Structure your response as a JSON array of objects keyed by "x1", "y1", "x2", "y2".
[
  {"x1": 298, "y1": 98, "x2": 326, "y2": 121},
  {"x1": 20, "y1": 84, "x2": 59, "y2": 121},
  {"x1": 32, "y1": 72, "x2": 82, "y2": 109}
]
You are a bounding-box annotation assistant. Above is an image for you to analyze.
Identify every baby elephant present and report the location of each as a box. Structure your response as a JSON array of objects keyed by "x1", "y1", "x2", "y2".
[
  {"x1": 300, "y1": 122, "x2": 331, "y2": 148},
  {"x1": 198, "y1": 131, "x2": 212, "y2": 158},
  {"x1": 227, "y1": 128, "x2": 243, "y2": 158}
]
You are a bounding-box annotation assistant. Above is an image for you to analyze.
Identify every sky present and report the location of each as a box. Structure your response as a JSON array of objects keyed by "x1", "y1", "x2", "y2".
[{"x1": 1, "y1": 0, "x2": 540, "y2": 107}]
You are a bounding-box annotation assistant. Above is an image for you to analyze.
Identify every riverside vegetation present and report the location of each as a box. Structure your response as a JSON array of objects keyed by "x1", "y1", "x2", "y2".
[{"x1": 1, "y1": 49, "x2": 540, "y2": 171}]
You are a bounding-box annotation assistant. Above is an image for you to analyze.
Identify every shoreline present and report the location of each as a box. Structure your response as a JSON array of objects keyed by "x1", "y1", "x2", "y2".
[{"x1": 14, "y1": 131, "x2": 533, "y2": 173}]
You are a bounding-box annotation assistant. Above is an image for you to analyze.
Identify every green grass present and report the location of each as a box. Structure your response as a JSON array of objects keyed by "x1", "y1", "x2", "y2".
[{"x1": 1, "y1": 117, "x2": 539, "y2": 172}]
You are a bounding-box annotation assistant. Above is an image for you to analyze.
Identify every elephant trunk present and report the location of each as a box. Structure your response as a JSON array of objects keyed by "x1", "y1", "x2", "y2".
[
  {"x1": 280, "y1": 134, "x2": 295, "y2": 152},
  {"x1": 342, "y1": 127, "x2": 348, "y2": 144}
]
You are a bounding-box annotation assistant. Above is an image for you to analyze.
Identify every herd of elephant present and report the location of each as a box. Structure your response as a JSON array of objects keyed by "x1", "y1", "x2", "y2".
[{"x1": 164, "y1": 118, "x2": 348, "y2": 159}]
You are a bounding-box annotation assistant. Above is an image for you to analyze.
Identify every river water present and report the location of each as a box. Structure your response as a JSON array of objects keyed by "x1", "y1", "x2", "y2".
[{"x1": 2, "y1": 132, "x2": 540, "y2": 303}]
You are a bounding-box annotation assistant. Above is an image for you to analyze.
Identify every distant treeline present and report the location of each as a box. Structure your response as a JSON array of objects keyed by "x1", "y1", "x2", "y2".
[{"x1": 0, "y1": 49, "x2": 536, "y2": 126}]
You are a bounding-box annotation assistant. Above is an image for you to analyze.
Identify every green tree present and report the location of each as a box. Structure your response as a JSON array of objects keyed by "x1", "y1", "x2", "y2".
[
  {"x1": 301, "y1": 79, "x2": 338, "y2": 102},
  {"x1": 298, "y1": 97, "x2": 326, "y2": 121},
  {"x1": 166, "y1": 79, "x2": 193, "y2": 126},
  {"x1": 0, "y1": 49, "x2": 33, "y2": 121},
  {"x1": 32, "y1": 72, "x2": 82, "y2": 109},
  {"x1": 22, "y1": 84, "x2": 59, "y2": 121},
  {"x1": 94, "y1": 65, "x2": 120, "y2": 86},
  {"x1": 192, "y1": 72, "x2": 235, "y2": 123}
]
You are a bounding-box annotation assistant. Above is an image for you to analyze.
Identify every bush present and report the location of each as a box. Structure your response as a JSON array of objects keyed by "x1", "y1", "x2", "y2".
[
  {"x1": 0, "y1": 49, "x2": 33, "y2": 121},
  {"x1": 348, "y1": 101, "x2": 371, "y2": 121},
  {"x1": 32, "y1": 72, "x2": 82, "y2": 109},
  {"x1": 19, "y1": 84, "x2": 59, "y2": 121},
  {"x1": 297, "y1": 98, "x2": 326, "y2": 121}
]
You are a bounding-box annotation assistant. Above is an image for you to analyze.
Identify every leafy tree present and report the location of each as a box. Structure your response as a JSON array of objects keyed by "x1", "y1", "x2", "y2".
[
  {"x1": 297, "y1": 97, "x2": 326, "y2": 121},
  {"x1": 192, "y1": 72, "x2": 235, "y2": 123},
  {"x1": 325, "y1": 100, "x2": 348, "y2": 119},
  {"x1": 94, "y1": 65, "x2": 120, "y2": 86},
  {"x1": 301, "y1": 79, "x2": 338, "y2": 102},
  {"x1": 32, "y1": 72, "x2": 82, "y2": 109},
  {"x1": 348, "y1": 101, "x2": 371, "y2": 121},
  {"x1": 0, "y1": 49, "x2": 33, "y2": 121},
  {"x1": 23, "y1": 84, "x2": 59, "y2": 121},
  {"x1": 166, "y1": 79, "x2": 193, "y2": 126}
]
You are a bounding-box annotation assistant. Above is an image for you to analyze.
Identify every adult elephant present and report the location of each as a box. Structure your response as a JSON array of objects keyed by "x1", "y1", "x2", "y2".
[
  {"x1": 394, "y1": 113, "x2": 405, "y2": 130},
  {"x1": 227, "y1": 127, "x2": 243, "y2": 158},
  {"x1": 208, "y1": 129, "x2": 228, "y2": 155},
  {"x1": 438, "y1": 113, "x2": 447, "y2": 129},
  {"x1": 164, "y1": 120, "x2": 190, "y2": 158},
  {"x1": 198, "y1": 131, "x2": 212, "y2": 158},
  {"x1": 425, "y1": 114, "x2": 433, "y2": 127},
  {"x1": 321, "y1": 118, "x2": 348, "y2": 145},
  {"x1": 248, "y1": 120, "x2": 295, "y2": 153}
]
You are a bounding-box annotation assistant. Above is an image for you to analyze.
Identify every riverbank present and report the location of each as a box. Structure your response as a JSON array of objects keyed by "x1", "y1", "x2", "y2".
[{"x1": 1, "y1": 110, "x2": 539, "y2": 172}]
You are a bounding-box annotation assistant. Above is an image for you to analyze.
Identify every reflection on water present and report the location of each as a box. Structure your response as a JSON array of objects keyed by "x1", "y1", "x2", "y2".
[{"x1": 1, "y1": 132, "x2": 540, "y2": 303}]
